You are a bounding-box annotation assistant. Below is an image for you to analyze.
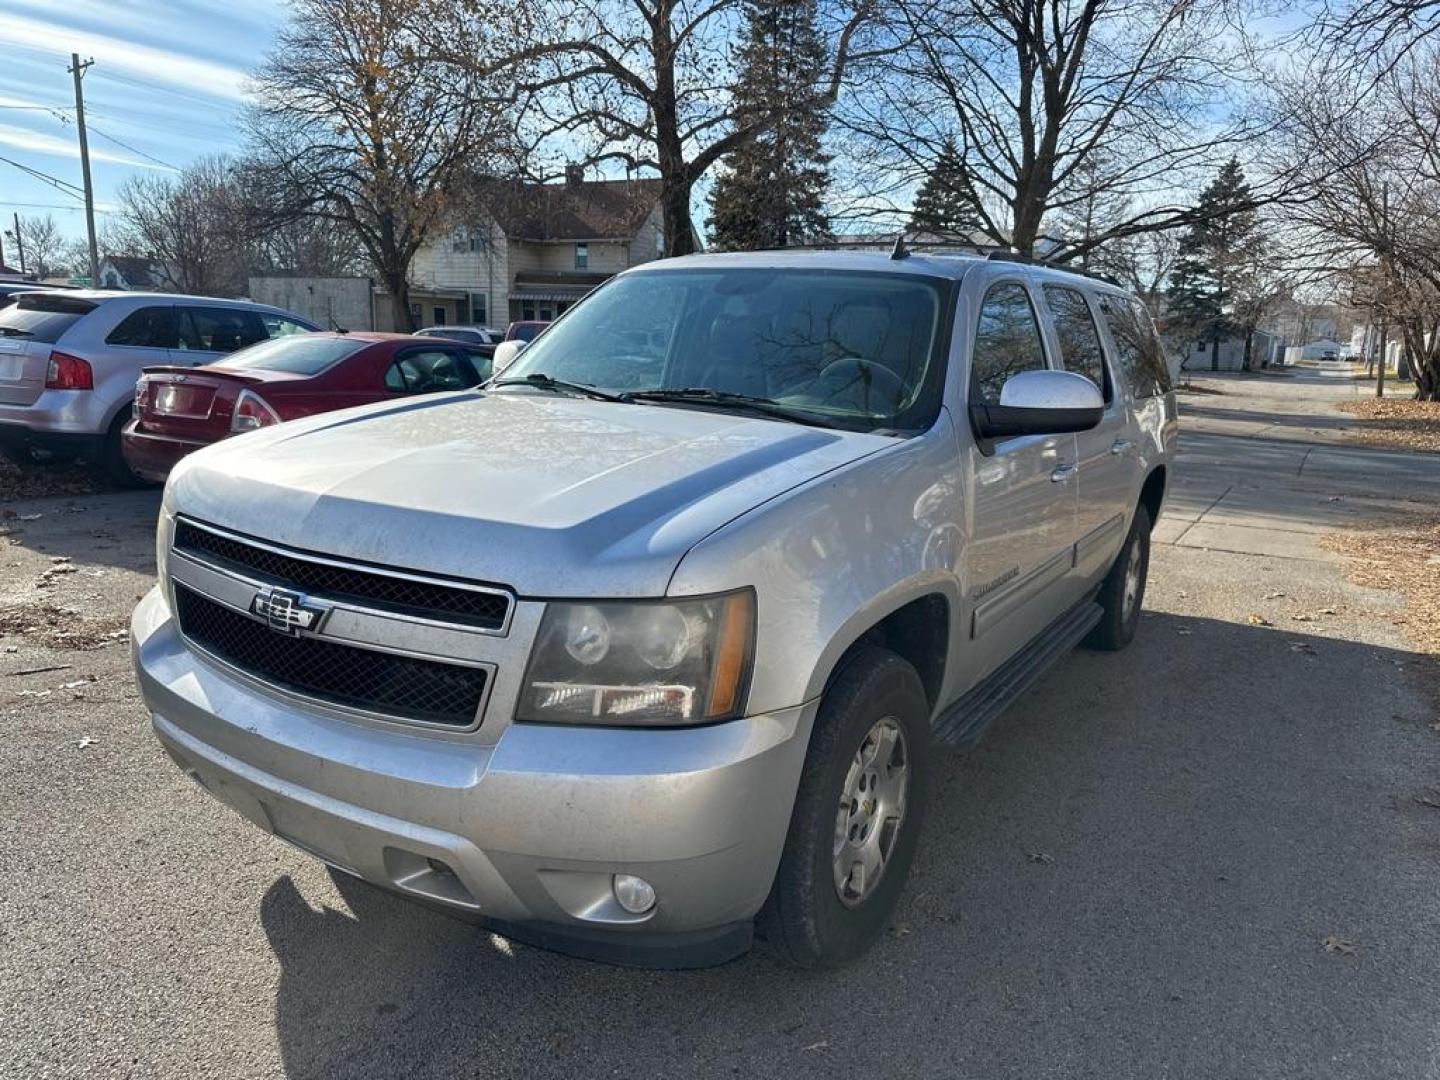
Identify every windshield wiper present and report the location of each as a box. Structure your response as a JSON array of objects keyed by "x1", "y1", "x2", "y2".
[
  {"x1": 622, "y1": 387, "x2": 845, "y2": 429},
  {"x1": 486, "y1": 372, "x2": 628, "y2": 403},
  {"x1": 0, "y1": 327, "x2": 34, "y2": 337}
]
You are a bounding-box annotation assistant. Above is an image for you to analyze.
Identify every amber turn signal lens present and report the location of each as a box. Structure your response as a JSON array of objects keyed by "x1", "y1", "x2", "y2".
[{"x1": 705, "y1": 591, "x2": 754, "y2": 718}]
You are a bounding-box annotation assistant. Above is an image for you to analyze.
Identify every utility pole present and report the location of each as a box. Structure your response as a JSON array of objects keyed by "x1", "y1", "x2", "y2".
[
  {"x1": 68, "y1": 53, "x2": 99, "y2": 287},
  {"x1": 1378, "y1": 183, "x2": 1389, "y2": 399},
  {"x1": 11, "y1": 213, "x2": 26, "y2": 275}
]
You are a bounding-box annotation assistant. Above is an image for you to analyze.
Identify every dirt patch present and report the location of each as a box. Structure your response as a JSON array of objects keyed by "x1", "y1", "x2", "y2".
[
  {"x1": 0, "y1": 458, "x2": 110, "y2": 504},
  {"x1": 0, "y1": 603, "x2": 130, "y2": 650},
  {"x1": 1336, "y1": 397, "x2": 1440, "y2": 455}
]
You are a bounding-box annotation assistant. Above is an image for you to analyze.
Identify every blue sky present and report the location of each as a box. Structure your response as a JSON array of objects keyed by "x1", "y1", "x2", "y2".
[{"x1": 0, "y1": 0, "x2": 288, "y2": 247}]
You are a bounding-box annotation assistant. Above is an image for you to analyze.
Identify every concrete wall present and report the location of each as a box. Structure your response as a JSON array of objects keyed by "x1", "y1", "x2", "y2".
[{"x1": 248, "y1": 275, "x2": 374, "y2": 331}]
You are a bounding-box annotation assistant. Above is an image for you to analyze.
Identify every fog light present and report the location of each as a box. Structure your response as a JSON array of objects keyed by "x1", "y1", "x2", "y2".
[{"x1": 613, "y1": 873, "x2": 656, "y2": 914}]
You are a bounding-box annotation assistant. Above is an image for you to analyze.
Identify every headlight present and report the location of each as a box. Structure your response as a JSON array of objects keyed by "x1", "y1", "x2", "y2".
[
  {"x1": 154, "y1": 509, "x2": 174, "y2": 610},
  {"x1": 517, "y1": 591, "x2": 755, "y2": 726}
]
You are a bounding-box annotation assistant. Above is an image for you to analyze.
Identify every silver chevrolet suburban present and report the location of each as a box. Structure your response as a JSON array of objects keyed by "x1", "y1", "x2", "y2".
[{"x1": 131, "y1": 250, "x2": 1177, "y2": 968}]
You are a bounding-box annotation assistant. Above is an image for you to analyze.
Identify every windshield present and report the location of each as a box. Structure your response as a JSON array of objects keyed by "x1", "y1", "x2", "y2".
[
  {"x1": 212, "y1": 334, "x2": 366, "y2": 375},
  {"x1": 501, "y1": 269, "x2": 948, "y2": 432}
]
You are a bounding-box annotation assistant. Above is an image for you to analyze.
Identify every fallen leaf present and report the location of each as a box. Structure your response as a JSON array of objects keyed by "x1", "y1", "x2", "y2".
[
  {"x1": 76, "y1": 736, "x2": 95, "y2": 749},
  {"x1": 58, "y1": 679, "x2": 88, "y2": 690},
  {"x1": 1263, "y1": 591, "x2": 1287, "y2": 599},
  {"x1": 802, "y1": 1041, "x2": 829, "y2": 1052},
  {"x1": 16, "y1": 689, "x2": 51, "y2": 698},
  {"x1": 1322, "y1": 934, "x2": 1356, "y2": 956},
  {"x1": 1290, "y1": 613, "x2": 1315, "y2": 623},
  {"x1": 1246, "y1": 613, "x2": 1272, "y2": 626},
  {"x1": 49, "y1": 555, "x2": 71, "y2": 564},
  {"x1": 1026, "y1": 851, "x2": 1055, "y2": 864},
  {"x1": 1289, "y1": 642, "x2": 1318, "y2": 655},
  {"x1": 888, "y1": 923, "x2": 912, "y2": 938}
]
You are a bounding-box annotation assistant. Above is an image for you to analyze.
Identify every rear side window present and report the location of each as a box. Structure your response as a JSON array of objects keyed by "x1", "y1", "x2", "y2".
[
  {"x1": 215, "y1": 335, "x2": 366, "y2": 375},
  {"x1": 386, "y1": 348, "x2": 480, "y2": 393},
  {"x1": 971, "y1": 283, "x2": 1049, "y2": 405},
  {"x1": 0, "y1": 297, "x2": 92, "y2": 344},
  {"x1": 1101, "y1": 297, "x2": 1171, "y2": 398},
  {"x1": 260, "y1": 314, "x2": 313, "y2": 338},
  {"x1": 177, "y1": 307, "x2": 267, "y2": 353},
  {"x1": 107, "y1": 306, "x2": 178, "y2": 348},
  {"x1": 1044, "y1": 286, "x2": 1111, "y2": 402}
]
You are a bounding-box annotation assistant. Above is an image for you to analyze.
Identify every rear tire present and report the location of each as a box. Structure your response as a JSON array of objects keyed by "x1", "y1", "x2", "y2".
[
  {"x1": 95, "y1": 413, "x2": 144, "y2": 487},
  {"x1": 761, "y1": 646, "x2": 931, "y2": 968},
  {"x1": 1086, "y1": 503, "x2": 1151, "y2": 651}
]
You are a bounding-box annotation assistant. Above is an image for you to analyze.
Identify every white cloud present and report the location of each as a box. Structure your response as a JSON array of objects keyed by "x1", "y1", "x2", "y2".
[
  {"x1": 0, "y1": 12, "x2": 249, "y2": 101},
  {"x1": 0, "y1": 122, "x2": 162, "y2": 169}
]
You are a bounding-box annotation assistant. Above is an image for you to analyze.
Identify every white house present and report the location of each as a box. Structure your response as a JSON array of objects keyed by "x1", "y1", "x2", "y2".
[{"x1": 381, "y1": 171, "x2": 679, "y2": 331}]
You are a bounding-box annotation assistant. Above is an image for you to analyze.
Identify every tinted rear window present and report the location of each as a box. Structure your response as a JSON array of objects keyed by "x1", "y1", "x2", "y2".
[
  {"x1": 212, "y1": 335, "x2": 367, "y2": 375},
  {"x1": 0, "y1": 303, "x2": 87, "y2": 344}
]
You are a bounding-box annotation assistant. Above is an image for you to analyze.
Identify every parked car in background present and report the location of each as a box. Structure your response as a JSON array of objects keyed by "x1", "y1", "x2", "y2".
[
  {"x1": 0, "y1": 291, "x2": 317, "y2": 480},
  {"x1": 132, "y1": 250, "x2": 1176, "y2": 969},
  {"x1": 415, "y1": 325, "x2": 501, "y2": 349},
  {"x1": 0, "y1": 283, "x2": 43, "y2": 308},
  {"x1": 503, "y1": 320, "x2": 549, "y2": 343},
  {"x1": 123, "y1": 332, "x2": 492, "y2": 482}
]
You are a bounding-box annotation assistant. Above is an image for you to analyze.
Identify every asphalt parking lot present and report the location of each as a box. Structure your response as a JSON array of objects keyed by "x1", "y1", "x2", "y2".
[{"x1": 2, "y1": 371, "x2": 1438, "y2": 1079}]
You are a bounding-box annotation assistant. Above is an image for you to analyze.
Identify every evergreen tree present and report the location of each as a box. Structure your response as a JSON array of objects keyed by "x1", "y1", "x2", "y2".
[
  {"x1": 706, "y1": 0, "x2": 832, "y2": 250},
  {"x1": 910, "y1": 137, "x2": 981, "y2": 238},
  {"x1": 1167, "y1": 159, "x2": 1257, "y2": 371}
]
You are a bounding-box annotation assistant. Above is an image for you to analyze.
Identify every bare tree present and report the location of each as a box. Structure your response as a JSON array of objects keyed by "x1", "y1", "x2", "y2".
[
  {"x1": 1276, "y1": 53, "x2": 1440, "y2": 398},
  {"x1": 837, "y1": 0, "x2": 1275, "y2": 259},
  {"x1": 428, "y1": 0, "x2": 881, "y2": 256},
  {"x1": 112, "y1": 156, "x2": 248, "y2": 296},
  {"x1": 247, "y1": 0, "x2": 515, "y2": 330},
  {"x1": 13, "y1": 215, "x2": 66, "y2": 278}
]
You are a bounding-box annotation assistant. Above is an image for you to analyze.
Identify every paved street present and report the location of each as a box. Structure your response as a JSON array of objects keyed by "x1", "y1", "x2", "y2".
[{"x1": 2, "y1": 371, "x2": 1438, "y2": 1079}]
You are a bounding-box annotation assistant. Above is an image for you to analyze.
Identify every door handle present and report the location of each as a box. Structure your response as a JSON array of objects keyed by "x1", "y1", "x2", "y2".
[
  {"x1": 1050, "y1": 463, "x2": 1077, "y2": 483},
  {"x1": 1110, "y1": 439, "x2": 1136, "y2": 455}
]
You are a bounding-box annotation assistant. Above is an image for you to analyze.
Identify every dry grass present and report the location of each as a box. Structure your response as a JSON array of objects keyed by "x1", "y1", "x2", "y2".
[
  {"x1": 1320, "y1": 515, "x2": 1440, "y2": 713},
  {"x1": 1335, "y1": 397, "x2": 1440, "y2": 454}
]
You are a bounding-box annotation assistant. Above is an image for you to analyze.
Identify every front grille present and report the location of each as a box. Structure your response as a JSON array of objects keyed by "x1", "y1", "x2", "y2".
[
  {"x1": 173, "y1": 519, "x2": 509, "y2": 631},
  {"x1": 174, "y1": 585, "x2": 488, "y2": 727}
]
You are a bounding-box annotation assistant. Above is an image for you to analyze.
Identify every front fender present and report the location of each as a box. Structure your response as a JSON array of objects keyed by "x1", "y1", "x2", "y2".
[{"x1": 668, "y1": 411, "x2": 966, "y2": 716}]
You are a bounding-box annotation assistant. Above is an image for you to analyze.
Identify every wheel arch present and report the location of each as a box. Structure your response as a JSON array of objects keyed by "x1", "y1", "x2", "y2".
[
  {"x1": 809, "y1": 587, "x2": 956, "y2": 716},
  {"x1": 1139, "y1": 465, "x2": 1166, "y2": 530}
]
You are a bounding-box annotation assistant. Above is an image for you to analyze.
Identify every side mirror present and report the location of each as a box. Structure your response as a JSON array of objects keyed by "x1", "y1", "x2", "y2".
[
  {"x1": 970, "y1": 369, "x2": 1104, "y2": 439},
  {"x1": 492, "y1": 340, "x2": 527, "y2": 372}
]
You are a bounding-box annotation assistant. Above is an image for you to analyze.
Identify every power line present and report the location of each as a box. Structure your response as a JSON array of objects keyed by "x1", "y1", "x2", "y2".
[
  {"x1": 86, "y1": 123, "x2": 179, "y2": 170},
  {"x1": 0, "y1": 201, "x2": 114, "y2": 214},
  {"x1": 95, "y1": 69, "x2": 237, "y2": 115},
  {"x1": 0, "y1": 153, "x2": 86, "y2": 199}
]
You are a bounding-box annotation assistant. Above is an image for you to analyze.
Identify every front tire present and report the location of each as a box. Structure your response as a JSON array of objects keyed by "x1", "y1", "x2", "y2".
[
  {"x1": 762, "y1": 646, "x2": 932, "y2": 968},
  {"x1": 1086, "y1": 502, "x2": 1151, "y2": 651}
]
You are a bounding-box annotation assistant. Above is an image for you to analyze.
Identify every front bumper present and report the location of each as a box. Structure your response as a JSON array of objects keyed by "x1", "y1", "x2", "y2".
[{"x1": 130, "y1": 586, "x2": 814, "y2": 967}]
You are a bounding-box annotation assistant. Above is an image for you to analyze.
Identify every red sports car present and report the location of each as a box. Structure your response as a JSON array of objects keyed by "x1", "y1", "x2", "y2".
[{"x1": 122, "y1": 332, "x2": 492, "y2": 482}]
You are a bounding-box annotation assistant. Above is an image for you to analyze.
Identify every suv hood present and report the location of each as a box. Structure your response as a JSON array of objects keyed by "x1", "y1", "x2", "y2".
[{"x1": 169, "y1": 390, "x2": 895, "y2": 597}]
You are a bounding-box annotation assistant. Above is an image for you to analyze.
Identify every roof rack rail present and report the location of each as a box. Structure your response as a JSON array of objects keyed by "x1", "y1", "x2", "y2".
[{"x1": 983, "y1": 249, "x2": 1123, "y2": 287}]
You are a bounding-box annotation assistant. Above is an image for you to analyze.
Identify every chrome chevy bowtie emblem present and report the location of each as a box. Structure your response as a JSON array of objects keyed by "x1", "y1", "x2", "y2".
[{"x1": 251, "y1": 587, "x2": 328, "y2": 636}]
